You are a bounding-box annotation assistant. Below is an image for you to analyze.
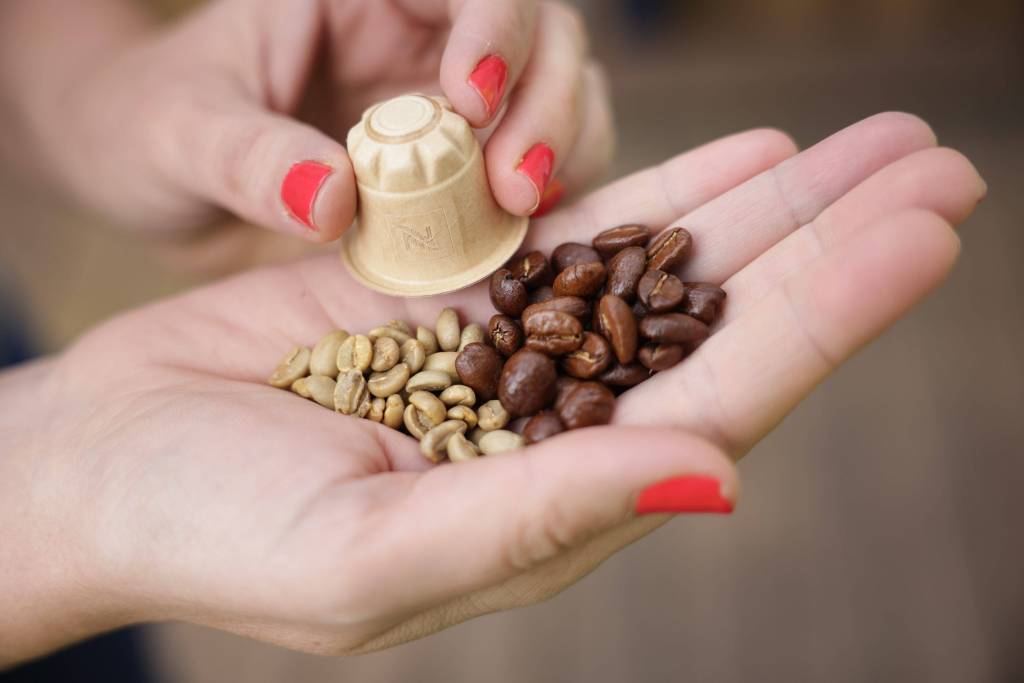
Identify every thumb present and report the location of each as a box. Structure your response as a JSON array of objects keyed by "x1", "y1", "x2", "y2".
[{"x1": 162, "y1": 97, "x2": 356, "y2": 243}]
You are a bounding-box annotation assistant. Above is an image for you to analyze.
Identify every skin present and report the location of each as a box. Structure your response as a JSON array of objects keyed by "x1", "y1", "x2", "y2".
[{"x1": 0, "y1": 113, "x2": 986, "y2": 665}]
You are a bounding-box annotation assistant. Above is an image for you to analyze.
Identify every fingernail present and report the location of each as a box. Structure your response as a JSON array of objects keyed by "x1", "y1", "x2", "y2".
[
  {"x1": 516, "y1": 143, "x2": 555, "y2": 214},
  {"x1": 533, "y1": 178, "x2": 565, "y2": 218},
  {"x1": 281, "y1": 161, "x2": 332, "y2": 231},
  {"x1": 635, "y1": 476, "x2": 733, "y2": 515},
  {"x1": 468, "y1": 54, "x2": 508, "y2": 118}
]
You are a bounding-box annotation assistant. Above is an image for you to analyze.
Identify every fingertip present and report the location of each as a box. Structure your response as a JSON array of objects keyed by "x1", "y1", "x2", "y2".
[{"x1": 307, "y1": 161, "x2": 357, "y2": 243}]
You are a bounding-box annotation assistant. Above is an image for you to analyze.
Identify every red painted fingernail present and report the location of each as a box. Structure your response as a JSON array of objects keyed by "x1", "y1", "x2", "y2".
[
  {"x1": 281, "y1": 161, "x2": 332, "y2": 231},
  {"x1": 636, "y1": 476, "x2": 733, "y2": 515},
  {"x1": 516, "y1": 143, "x2": 555, "y2": 214},
  {"x1": 533, "y1": 178, "x2": 565, "y2": 218},
  {"x1": 468, "y1": 54, "x2": 508, "y2": 118}
]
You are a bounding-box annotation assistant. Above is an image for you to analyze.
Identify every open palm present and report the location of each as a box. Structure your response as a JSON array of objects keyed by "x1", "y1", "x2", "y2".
[{"x1": 42, "y1": 113, "x2": 983, "y2": 655}]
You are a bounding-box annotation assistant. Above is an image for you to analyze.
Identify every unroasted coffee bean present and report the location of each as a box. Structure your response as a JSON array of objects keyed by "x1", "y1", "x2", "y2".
[
  {"x1": 592, "y1": 224, "x2": 652, "y2": 258},
  {"x1": 388, "y1": 319, "x2": 413, "y2": 336},
  {"x1": 268, "y1": 346, "x2": 310, "y2": 388},
  {"x1": 646, "y1": 227, "x2": 692, "y2": 272},
  {"x1": 302, "y1": 375, "x2": 337, "y2": 409},
  {"x1": 489, "y1": 314, "x2": 524, "y2": 357},
  {"x1": 367, "y1": 397, "x2": 386, "y2": 423},
  {"x1": 477, "y1": 399, "x2": 510, "y2": 431},
  {"x1": 310, "y1": 330, "x2": 348, "y2": 377},
  {"x1": 638, "y1": 344, "x2": 686, "y2": 371},
  {"x1": 400, "y1": 339, "x2": 426, "y2": 374},
  {"x1": 637, "y1": 269, "x2": 685, "y2": 313},
  {"x1": 337, "y1": 334, "x2": 372, "y2": 373},
  {"x1": 557, "y1": 381, "x2": 615, "y2": 430},
  {"x1": 479, "y1": 429, "x2": 526, "y2": 454},
  {"x1": 523, "y1": 411, "x2": 565, "y2": 444},
  {"x1": 455, "y1": 342, "x2": 503, "y2": 401},
  {"x1": 403, "y1": 404, "x2": 432, "y2": 439},
  {"x1": 421, "y1": 420, "x2": 468, "y2": 463},
  {"x1": 447, "y1": 432, "x2": 480, "y2": 462},
  {"x1": 597, "y1": 295, "x2": 638, "y2": 365},
  {"x1": 416, "y1": 325, "x2": 439, "y2": 355},
  {"x1": 498, "y1": 349, "x2": 557, "y2": 417},
  {"x1": 368, "y1": 362, "x2": 411, "y2": 398},
  {"x1": 639, "y1": 313, "x2": 709, "y2": 345},
  {"x1": 423, "y1": 351, "x2": 460, "y2": 381},
  {"x1": 524, "y1": 310, "x2": 583, "y2": 356},
  {"x1": 406, "y1": 370, "x2": 453, "y2": 393},
  {"x1": 371, "y1": 336, "x2": 401, "y2": 372},
  {"x1": 562, "y1": 331, "x2": 612, "y2": 379},
  {"x1": 528, "y1": 286, "x2": 555, "y2": 304},
  {"x1": 440, "y1": 384, "x2": 476, "y2": 407},
  {"x1": 436, "y1": 308, "x2": 461, "y2": 352},
  {"x1": 553, "y1": 262, "x2": 606, "y2": 298},
  {"x1": 446, "y1": 405, "x2": 478, "y2": 429},
  {"x1": 408, "y1": 391, "x2": 447, "y2": 427},
  {"x1": 606, "y1": 246, "x2": 646, "y2": 301},
  {"x1": 334, "y1": 369, "x2": 371, "y2": 417},
  {"x1": 599, "y1": 362, "x2": 650, "y2": 388},
  {"x1": 290, "y1": 376, "x2": 313, "y2": 398},
  {"x1": 554, "y1": 376, "x2": 582, "y2": 414},
  {"x1": 383, "y1": 395, "x2": 404, "y2": 429},
  {"x1": 489, "y1": 269, "x2": 528, "y2": 317},
  {"x1": 522, "y1": 296, "x2": 590, "y2": 324},
  {"x1": 459, "y1": 323, "x2": 486, "y2": 351},
  {"x1": 552, "y1": 242, "x2": 602, "y2": 272},
  {"x1": 682, "y1": 283, "x2": 727, "y2": 325},
  {"x1": 368, "y1": 325, "x2": 412, "y2": 345},
  {"x1": 508, "y1": 250, "x2": 552, "y2": 290}
]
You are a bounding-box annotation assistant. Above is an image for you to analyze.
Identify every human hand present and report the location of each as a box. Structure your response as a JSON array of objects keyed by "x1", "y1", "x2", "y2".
[
  {"x1": 0, "y1": 113, "x2": 984, "y2": 662},
  {"x1": 52, "y1": 0, "x2": 610, "y2": 246}
]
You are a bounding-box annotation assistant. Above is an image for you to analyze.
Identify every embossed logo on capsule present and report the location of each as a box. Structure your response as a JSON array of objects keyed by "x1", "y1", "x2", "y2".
[{"x1": 386, "y1": 208, "x2": 455, "y2": 262}]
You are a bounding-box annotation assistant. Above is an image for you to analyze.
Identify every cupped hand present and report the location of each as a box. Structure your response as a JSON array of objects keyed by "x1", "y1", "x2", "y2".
[
  {"x1": 11, "y1": 113, "x2": 984, "y2": 659},
  {"x1": 59, "y1": 0, "x2": 611, "y2": 244}
]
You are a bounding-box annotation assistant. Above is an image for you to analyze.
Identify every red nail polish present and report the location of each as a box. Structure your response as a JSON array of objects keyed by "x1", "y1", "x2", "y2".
[
  {"x1": 516, "y1": 143, "x2": 555, "y2": 214},
  {"x1": 281, "y1": 161, "x2": 332, "y2": 231},
  {"x1": 533, "y1": 178, "x2": 565, "y2": 218},
  {"x1": 635, "y1": 476, "x2": 733, "y2": 515},
  {"x1": 468, "y1": 55, "x2": 508, "y2": 117}
]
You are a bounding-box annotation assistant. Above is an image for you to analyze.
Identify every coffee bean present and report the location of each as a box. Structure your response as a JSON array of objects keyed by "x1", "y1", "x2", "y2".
[
  {"x1": 403, "y1": 403, "x2": 433, "y2": 439},
  {"x1": 447, "y1": 432, "x2": 480, "y2": 462},
  {"x1": 400, "y1": 339, "x2": 426, "y2": 374},
  {"x1": 639, "y1": 313, "x2": 709, "y2": 345},
  {"x1": 646, "y1": 227, "x2": 692, "y2": 272},
  {"x1": 606, "y1": 246, "x2": 646, "y2": 301},
  {"x1": 436, "y1": 307, "x2": 462, "y2": 352},
  {"x1": 423, "y1": 351, "x2": 460, "y2": 382},
  {"x1": 408, "y1": 391, "x2": 447, "y2": 427},
  {"x1": 302, "y1": 375, "x2": 337, "y2": 409},
  {"x1": 528, "y1": 286, "x2": 555, "y2": 304},
  {"x1": 554, "y1": 376, "x2": 582, "y2": 414},
  {"x1": 406, "y1": 370, "x2": 453, "y2": 393},
  {"x1": 370, "y1": 336, "x2": 400, "y2": 372},
  {"x1": 524, "y1": 310, "x2": 584, "y2": 356},
  {"x1": 508, "y1": 250, "x2": 552, "y2": 290},
  {"x1": 268, "y1": 346, "x2": 310, "y2": 388},
  {"x1": 440, "y1": 384, "x2": 476, "y2": 407},
  {"x1": 557, "y1": 381, "x2": 615, "y2": 430},
  {"x1": 336, "y1": 334, "x2": 372, "y2": 373},
  {"x1": 498, "y1": 348, "x2": 557, "y2": 417},
  {"x1": 523, "y1": 296, "x2": 590, "y2": 324},
  {"x1": 552, "y1": 242, "x2": 602, "y2": 272},
  {"x1": 523, "y1": 411, "x2": 565, "y2": 444},
  {"x1": 368, "y1": 362, "x2": 411, "y2": 398},
  {"x1": 632, "y1": 299, "x2": 648, "y2": 320},
  {"x1": 598, "y1": 362, "x2": 650, "y2": 388},
  {"x1": 562, "y1": 331, "x2": 612, "y2": 379},
  {"x1": 455, "y1": 342, "x2": 504, "y2": 401},
  {"x1": 446, "y1": 405, "x2": 478, "y2": 429},
  {"x1": 290, "y1": 376, "x2": 312, "y2": 398},
  {"x1": 416, "y1": 325, "x2": 439, "y2": 355},
  {"x1": 420, "y1": 420, "x2": 468, "y2": 463},
  {"x1": 597, "y1": 295, "x2": 638, "y2": 365},
  {"x1": 334, "y1": 369, "x2": 371, "y2": 417},
  {"x1": 638, "y1": 344, "x2": 685, "y2": 371},
  {"x1": 367, "y1": 397, "x2": 385, "y2": 423},
  {"x1": 553, "y1": 262, "x2": 607, "y2": 298},
  {"x1": 592, "y1": 224, "x2": 652, "y2": 258},
  {"x1": 682, "y1": 283, "x2": 727, "y2": 325},
  {"x1": 310, "y1": 330, "x2": 348, "y2": 377},
  {"x1": 477, "y1": 399, "x2": 510, "y2": 431},
  {"x1": 489, "y1": 314, "x2": 524, "y2": 357},
  {"x1": 458, "y1": 323, "x2": 486, "y2": 351},
  {"x1": 489, "y1": 269, "x2": 528, "y2": 317},
  {"x1": 383, "y1": 395, "x2": 404, "y2": 429},
  {"x1": 368, "y1": 325, "x2": 412, "y2": 345},
  {"x1": 478, "y1": 429, "x2": 526, "y2": 454},
  {"x1": 388, "y1": 319, "x2": 413, "y2": 336},
  {"x1": 637, "y1": 269, "x2": 685, "y2": 313}
]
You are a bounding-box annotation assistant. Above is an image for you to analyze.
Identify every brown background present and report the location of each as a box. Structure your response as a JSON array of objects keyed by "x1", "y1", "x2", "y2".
[{"x1": 1, "y1": 1, "x2": 1022, "y2": 681}]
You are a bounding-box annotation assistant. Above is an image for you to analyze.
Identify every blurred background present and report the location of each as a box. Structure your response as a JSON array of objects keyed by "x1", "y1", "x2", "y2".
[{"x1": 2, "y1": 0, "x2": 1022, "y2": 681}]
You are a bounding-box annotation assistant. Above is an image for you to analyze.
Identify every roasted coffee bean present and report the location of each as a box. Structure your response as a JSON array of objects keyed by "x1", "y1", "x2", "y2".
[
  {"x1": 551, "y1": 242, "x2": 602, "y2": 272},
  {"x1": 557, "y1": 381, "x2": 615, "y2": 430},
  {"x1": 638, "y1": 344, "x2": 686, "y2": 371},
  {"x1": 310, "y1": 330, "x2": 348, "y2": 377},
  {"x1": 446, "y1": 432, "x2": 480, "y2": 462},
  {"x1": 268, "y1": 346, "x2": 310, "y2": 388},
  {"x1": 458, "y1": 323, "x2": 486, "y2": 351},
  {"x1": 606, "y1": 246, "x2": 646, "y2": 301},
  {"x1": 562, "y1": 331, "x2": 612, "y2": 379},
  {"x1": 646, "y1": 227, "x2": 692, "y2": 272},
  {"x1": 489, "y1": 314, "x2": 524, "y2": 357},
  {"x1": 522, "y1": 296, "x2": 590, "y2": 324},
  {"x1": 528, "y1": 286, "x2": 555, "y2": 304},
  {"x1": 553, "y1": 262, "x2": 606, "y2": 298},
  {"x1": 334, "y1": 369, "x2": 371, "y2": 417},
  {"x1": 455, "y1": 342, "x2": 504, "y2": 401},
  {"x1": 498, "y1": 349, "x2": 557, "y2": 417},
  {"x1": 554, "y1": 376, "x2": 582, "y2": 414},
  {"x1": 524, "y1": 310, "x2": 583, "y2": 356},
  {"x1": 632, "y1": 300, "x2": 648, "y2": 320},
  {"x1": 416, "y1": 325, "x2": 439, "y2": 355},
  {"x1": 508, "y1": 250, "x2": 552, "y2": 290},
  {"x1": 599, "y1": 362, "x2": 650, "y2": 388},
  {"x1": 682, "y1": 283, "x2": 727, "y2": 325},
  {"x1": 337, "y1": 334, "x2": 373, "y2": 373},
  {"x1": 637, "y1": 269, "x2": 685, "y2": 313},
  {"x1": 523, "y1": 411, "x2": 565, "y2": 444},
  {"x1": 478, "y1": 430, "x2": 526, "y2": 454},
  {"x1": 436, "y1": 308, "x2": 461, "y2": 352},
  {"x1": 639, "y1": 313, "x2": 710, "y2": 345},
  {"x1": 370, "y1": 336, "x2": 401, "y2": 372},
  {"x1": 597, "y1": 295, "x2": 638, "y2": 365},
  {"x1": 489, "y1": 268, "x2": 528, "y2": 317},
  {"x1": 477, "y1": 399, "x2": 510, "y2": 431},
  {"x1": 592, "y1": 224, "x2": 652, "y2": 258}
]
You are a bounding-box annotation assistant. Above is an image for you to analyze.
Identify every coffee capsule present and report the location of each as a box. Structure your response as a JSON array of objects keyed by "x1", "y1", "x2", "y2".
[{"x1": 342, "y1": 94, "x2": 529, "y2": 296}]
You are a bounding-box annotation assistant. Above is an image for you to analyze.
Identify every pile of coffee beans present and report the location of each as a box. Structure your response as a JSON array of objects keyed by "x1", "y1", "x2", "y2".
[
  {"x1": 267, "y1": 224, "x2": 725, "y2": 463},
  {"x1": 486, "y1": 224, "x2": 726, "y2": 442}
]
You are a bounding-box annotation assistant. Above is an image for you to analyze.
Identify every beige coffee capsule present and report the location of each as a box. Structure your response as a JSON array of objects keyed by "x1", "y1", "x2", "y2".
[{"x1": 342, "y1": 94, "x2": 529, "y2": 296}]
